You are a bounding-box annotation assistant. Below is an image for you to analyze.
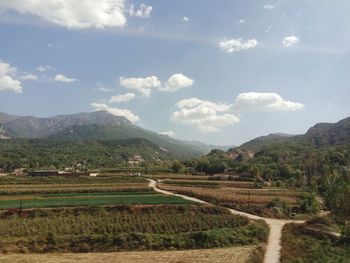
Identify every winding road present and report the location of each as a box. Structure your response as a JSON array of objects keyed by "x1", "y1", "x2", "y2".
[{"x1": 147, "y1": 179, "x2": 305, "y2": 263}]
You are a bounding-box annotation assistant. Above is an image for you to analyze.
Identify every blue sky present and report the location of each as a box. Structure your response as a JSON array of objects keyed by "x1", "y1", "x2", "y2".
[{"x1": 0, "y1": 0, "x2": 349, "y2": 145}]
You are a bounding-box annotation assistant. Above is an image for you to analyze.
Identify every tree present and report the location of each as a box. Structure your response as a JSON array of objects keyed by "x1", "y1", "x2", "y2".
[{"x1": 171, "y1": 161, "x2": 183, "y2": 173}]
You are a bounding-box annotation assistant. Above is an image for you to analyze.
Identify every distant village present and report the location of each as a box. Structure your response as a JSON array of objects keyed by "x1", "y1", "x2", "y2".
[{"x1": 0, "y1": 155, "x2": 146, "y2": 177}]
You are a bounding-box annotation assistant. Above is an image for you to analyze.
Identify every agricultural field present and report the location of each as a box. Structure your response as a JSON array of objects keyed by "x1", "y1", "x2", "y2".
[
  {"x1": 0, "y1": 245, "x2": 260, "y2": 263},
  {"x1": 0, "y1": 205, "x2": 268, "y2": 253},
  {"x1": 158, "y1": 177, "x2": 317, "y2": 219},
  {"x1": 0, "y1": 175, "x2": 191, "y2": 209}
]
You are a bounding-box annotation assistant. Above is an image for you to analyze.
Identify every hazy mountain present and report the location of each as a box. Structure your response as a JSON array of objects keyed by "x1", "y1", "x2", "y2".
[
  {"x1": 235, "y1": 116, "x2": 350, "y2": 153},
  {"x1": 304, "y1": 116, "x2": 350, "y2": 147},
  {"x1": 183, "y1": 140, "x2": 234, "y2": 154},
  {"x1": 0, "y1": 111, "x2": 213, "y2": 159},
  {"x1": 49, "y1": 123, "x2": 204, "y2": 159},
  {"x1": 0, "y1": 112, "x2": 20, "y2": 124},
  {"x1": 1, "y1": 111, "x2": 131, "y2": 138},
  {"x1": 238, "y1": 133, "x2": 296, "y2": 152}
]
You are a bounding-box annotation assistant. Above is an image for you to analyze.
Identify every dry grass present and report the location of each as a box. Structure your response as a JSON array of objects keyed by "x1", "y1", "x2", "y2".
[
  {"x1": 162, "y1": 179, "x2": 257, "y2": 189},
  {"x1": 0, "y1": 246, "x2": 257, "y2": 263},
  {"x1": 146, "y1": 174, "x2": 211, "y2": 180},
  {"x1": 159, "y1": 185, "x2": 299, "y2": 205}
]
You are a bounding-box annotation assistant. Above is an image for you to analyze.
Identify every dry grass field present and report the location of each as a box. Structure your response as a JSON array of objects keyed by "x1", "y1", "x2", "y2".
[
  {"x1": 0, "y1": 246, "x2": 257, "y2": 263},
  {"x1": 159, "y1": 184, "x2": 300, "y2": 205}
]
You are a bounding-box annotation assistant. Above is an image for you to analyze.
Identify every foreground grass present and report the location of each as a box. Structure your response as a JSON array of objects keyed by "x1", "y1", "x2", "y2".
[
  {"x1": 281, "y1": 219, "x2": 350, "y2": 263},
  {"x1": 0, "y1": 194, "x2": 192, "y2": 209},
  {"x1": 0, "y1": 205, "x2": 268, "y2": 253},
  {"x1": 0, "y1": 246, "x2": 258, "y2": 263}
]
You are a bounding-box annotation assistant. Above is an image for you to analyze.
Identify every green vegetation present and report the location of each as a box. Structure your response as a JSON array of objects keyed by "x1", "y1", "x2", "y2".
[
  {"x1": 0, "y1": 194, "x2": 192, "y2": 210},
  {"x1": 0, "y1": 205, "x2": 268, "y2": 253},
  {"x1": 0, "y1": 138, "x2": 177, "y2": 171},
  {"x1": 281, "y1": 218, "x2": 350, "y2": 263}
]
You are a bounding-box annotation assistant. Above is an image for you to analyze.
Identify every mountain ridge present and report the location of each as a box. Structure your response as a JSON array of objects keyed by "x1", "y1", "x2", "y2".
[{"x1": 0, "y1": 111, "x2": 226, "y2": 158}]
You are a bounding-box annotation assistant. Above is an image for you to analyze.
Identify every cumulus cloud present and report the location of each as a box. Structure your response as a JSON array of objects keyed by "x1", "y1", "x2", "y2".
[
  {"x1": 129, "y1": 3, "x2": 152, "y2": 18},
  {"x1": 159, "y1": 131, "x2": 175, "y2": 137},
  {"x1": 37, "y1": 65, "x2": 53, "y2": 72},
  {"x1": 54, "y1": 74, "x2": 78, "y2": 83},
  {"x1": 120, "y1": 76, "x2": 161, "y2": 97},
  {"x1": 172, "y1": 98, "x2": 239, "y2": 132},
  {"x1": 219, "y1": 38, "x2": 258, "y2": 53},
  {"x1": 90, "y1": 102, "x2": 139, "y2": 123},
  {"x1": 0, "y1": 0, "x2": 127, "y2": 29},
  {"x1": 109, "y1": 93, "x2": 136, "y2": 103},
  {"x1": 20, "y1": 73, "x2": 38, "y2": 81},
  {"x1": 233, "y1": 92, "x2": 304, "y2": 112},
  {"x1": 0, "y1": 60, "x2": 23, "y2": 93},
  {"x1": 160, "y1": 73, "x2": 194, "y2": 92},
  {"x1": 282, "y1": 36, "x2": 300, "y2": 47}
]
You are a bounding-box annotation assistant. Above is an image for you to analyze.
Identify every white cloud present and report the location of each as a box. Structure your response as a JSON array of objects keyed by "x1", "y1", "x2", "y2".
[
  {"x1": 90, "y1": 102, "x2": 139, "y2": 123},
  {"x1": 234, "y1": 92, "x2": 304, "y2": 112},
  {"x1": 160, "y1": 73, "x2": 194, "y2": 92},
  {"x1": 48, "y1": 42, "x2": 63, "y2": 48},
  {"x1": 0, "y1": 0, "x2": 127, "y2": 29},
  {"x1": 54, "y1": 74, "x2": 78, "y2": 83},
  {"x1": 129, "y1": 3, "x2": 152, "y2": 18},
  {"x1": 37, "y1": 65, "x2": 53, "y2": 72},
  {"x1": 120, "y1": 76, "x2": 161, "y2": 97},
  {"x1": 219, "y1": 38, "x2": 258, "y2": 53},
  {"x1": 109, "y1": 93, "x2": 136, "y2": 103},
  {"x1": 0, "y1": 60, "x2": 23, "y2": 93},
  {"x1": 20, "y1": 73, "x2": 38, "y2": 81},
  {"x1": 159, "y1": 131, "x2": 175, "y2": 137},
  {"x1": 182, "y1": 16, "x2": 189, "y2": 22},
  {"x1": 264, "y1": 4, "x2": 275, "y2": 10},
  {"x1": 282, "y1": 36, "x2": 300, "y2": 47},
  {"x1": 97, "y1": 82, "x2": 113, "y2": 92},
  {"x1": 172, "y1": 98, "x2": 239, "y2": 132},
  {"x1": 236, "y1": 19, "x2": 245, "y2": 26}
]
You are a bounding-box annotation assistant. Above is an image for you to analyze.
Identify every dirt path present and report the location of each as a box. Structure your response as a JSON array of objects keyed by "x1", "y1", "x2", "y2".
[
  {"x1": 148, "y1": 179, "x2": 305, "y2": 263},
  {"x1": 0, "y1": 246, "x2": 256, "y2": 263}
]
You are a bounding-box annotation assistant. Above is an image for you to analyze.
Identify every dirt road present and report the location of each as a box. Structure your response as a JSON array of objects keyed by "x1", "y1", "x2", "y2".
[{"x1": 148, "y1": 179, "x2": 305, "y2": 263}]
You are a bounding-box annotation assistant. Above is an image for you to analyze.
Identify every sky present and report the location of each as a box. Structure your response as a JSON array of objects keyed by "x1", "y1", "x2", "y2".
[{"x1": 0, "y1": 0, "x2": 350, "y2": 146}]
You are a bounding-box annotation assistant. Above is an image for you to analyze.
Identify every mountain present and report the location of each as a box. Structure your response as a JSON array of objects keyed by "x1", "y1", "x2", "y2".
[
  {"x1": 0, "y1": 112, "x2": 20, "y2": 124},
  {"x1": 0, "y1": 111, "x2": 209, "y2": 159},
  {"x1": 235, "y1": 116, "x2": 350, "y2": 153},
  {"x1": 183, "y1": 140, "x2": 234, "y2": 154},
  {"x1": 238, "y1": 133, "x2": 296, "y2": 152},
  {"x1": 1, "y1": 111, "x2": 131, "y2": 138},
  {"x1": 304, "y1": 116, "x2": 350, "y2": 147},
  {"x1": 49, "y1": 123, "x2": 204, "y2": 158}
]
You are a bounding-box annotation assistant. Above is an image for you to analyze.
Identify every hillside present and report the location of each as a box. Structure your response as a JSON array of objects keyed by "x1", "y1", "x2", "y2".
[
  {"x1": 0, "y1": 138, "x2": 177, "y2": 170},
  {"x1": 49, "y1": 123, "x2": 203, "y2": 158},
  {"x1": 238, "y1": 133, "x2": 296, "y2": 152},
  {"x1": 0, "y1": 111, "x2": 212, "y2": 159},
  {"x1": 304, "y1": 116, "x2": 350, "y2": 147}
]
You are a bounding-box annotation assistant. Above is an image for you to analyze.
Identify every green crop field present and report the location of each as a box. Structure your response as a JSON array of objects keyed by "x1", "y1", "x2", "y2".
[{"x1": 0, "y1": 194, "x2": 193, "y2": 209}]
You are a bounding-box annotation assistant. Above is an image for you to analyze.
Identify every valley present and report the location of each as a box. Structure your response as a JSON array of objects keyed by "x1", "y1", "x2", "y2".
[{"x1": 0, "y1": 112, "x2": 349, "y2": 263}]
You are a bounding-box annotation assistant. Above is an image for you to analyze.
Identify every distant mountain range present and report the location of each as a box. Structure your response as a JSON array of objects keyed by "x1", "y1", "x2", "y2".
[
  {"x1": 0, "y1": 111, "x2": 229, "y2": 159},
  {"x1": 236, "y1": 116, "x2": 350, "y2": 152}
]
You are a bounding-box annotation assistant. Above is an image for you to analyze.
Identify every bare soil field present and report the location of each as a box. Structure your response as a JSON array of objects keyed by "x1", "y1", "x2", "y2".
[{"x1": 0, "y1": 246, "x2": 256, "y2": 263}]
